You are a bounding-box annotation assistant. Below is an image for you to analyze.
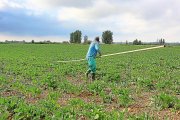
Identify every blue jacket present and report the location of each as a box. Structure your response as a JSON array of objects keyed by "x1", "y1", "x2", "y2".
[{"x1": 86, "y1": 41, "x2": 100, "y2": 59}]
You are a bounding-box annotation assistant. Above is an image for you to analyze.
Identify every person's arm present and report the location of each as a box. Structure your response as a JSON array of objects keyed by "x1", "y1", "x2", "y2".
[
  {"x1": 98, "y1": 49, "x2": 102, "y2": 56},
  {"x1": 95, "y1": 43, "x2": 101, "y2": 56}
]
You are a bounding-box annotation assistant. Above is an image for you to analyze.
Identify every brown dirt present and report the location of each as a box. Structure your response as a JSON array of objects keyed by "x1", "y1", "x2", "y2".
[
  {"x1": 58, "y1": 91, "x2": 103, "y2": 106},
  {"x1": 1, "y1": 88, "x2": 49, "y2": 104},
  {"x1": 128, "y1": 92, "x2": 180, "y2": 119},
  {"x1": 76, "y1": 115, "x2": 87, "y2": 120},
  {"x1": 25, "y1": 90, "x2": 49, "y2": 104},
  {"x1": 128, "y1": 92, "x2": 153, "y2": 114},
  {"x1": 0, "y1": 90, "x2": 21, "y2": 97},
  {"x1": 151, "y1": 109, "x2": 180, "y2": 120},
  {"x1": 58, "y1": 93, "x2": 76, "y2": 106},
  {"x1": 66, "y1": 73, "x2": 89, "y2": 85},
  {"x1": 7, "y1": 113, "x2": 13, "y2": 120},
  {"x1": 103, "y1": 91, "x2": 180, "y2": 119}
]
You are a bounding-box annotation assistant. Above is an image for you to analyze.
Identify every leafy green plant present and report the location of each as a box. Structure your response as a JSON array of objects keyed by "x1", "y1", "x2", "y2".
[
  {"x1": 102, "y1": 73, "x2": 120, "y2": 83},
  {"x1": 115, "y1": 88, "x2": 132, "y2": 107},
  {"x1": 0, "y1": 97, "x2": 9, "y2": 120},
  {"x1": 83, "y1": 103, "x2": 106, "y2": 120},
  {"x1": 138, "y1": 78, "x2": 155, "y2": 91},
  {"x1": 100, "y1": 91, "x2": 114, "y2": 104},
  {"x1": 45, "y1": 74, "x2": 58, "y2": 90},
  {"x1": 87, "y1": 80, "x2": 106, "y2": 95},
  {"x1": 47, "y1": 91, "x2": 61, "y2": 101},
  {"x1": 58, "y1": 79, "x2": 81, "y2": 94},
  {"x1": 13, "y1": 103, "x2": 42, "y2": 120},
  {"x1": 128, "y1": 112, "x2": 156, "y2": 120},
  {"x1": 156, "y1": 80, "x2": 172, "y2": 90},
  {"x1": 5, "y1": 97, "x2": 22, "y2": 113},
  {"x1": 26, "y1": 85, "x2": 42, "y2": 96},
  {"x1": 151, "y1": 93, "x2": 180, "y2": 110}
]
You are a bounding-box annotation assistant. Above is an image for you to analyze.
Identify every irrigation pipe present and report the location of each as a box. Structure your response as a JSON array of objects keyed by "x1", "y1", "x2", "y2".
[{"x1": 57, "y1": 45, "x2": 164, "y2": 63}]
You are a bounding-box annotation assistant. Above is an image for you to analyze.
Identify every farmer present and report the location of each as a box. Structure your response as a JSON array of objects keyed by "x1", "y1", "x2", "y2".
[{"x1": 86, "y1": 37, "x2": 101, "y2": 80}]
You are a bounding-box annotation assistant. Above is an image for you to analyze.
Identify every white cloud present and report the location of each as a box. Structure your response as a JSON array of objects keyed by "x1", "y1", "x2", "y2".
[
  {"x1": 0, "y1": 0, "x2": 6, "y2": 9},
  {"x1": 0, "y1": 0, "x2": 26, "y2": 9},
  {"x1": 58, "y1": 0, "x2": 124, "y2": 22},
  {"x1": 25, "y1": 0, "x2": 94, "y2": 14},
  {"x1": 57, "y1": 0, "x2": 148, "y2": 34},
  {"x1": 57, "y1": 0, "x2": 180, "y2": 42}
]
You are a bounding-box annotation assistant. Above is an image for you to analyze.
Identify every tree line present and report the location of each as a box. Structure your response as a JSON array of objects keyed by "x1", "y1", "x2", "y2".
[
  {"x1": 1, "y1": 30, "x2": 166, "y2": 45},
  {"x1": 69, "y1": 30, "x2": 166, "y2": 45},
  {"x1": 70, "y1": 30, "x2": 113, "y2": 44}
]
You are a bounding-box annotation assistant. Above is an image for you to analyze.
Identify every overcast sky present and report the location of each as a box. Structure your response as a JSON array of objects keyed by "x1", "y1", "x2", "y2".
[{"x1": 0, "y1": 0, "x2": 179, "y2": 42}]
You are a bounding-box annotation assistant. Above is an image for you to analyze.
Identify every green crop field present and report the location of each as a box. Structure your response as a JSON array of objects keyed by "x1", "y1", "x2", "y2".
[{"x1": 0, "y1": 44, "x2": 180, "y2": 119}]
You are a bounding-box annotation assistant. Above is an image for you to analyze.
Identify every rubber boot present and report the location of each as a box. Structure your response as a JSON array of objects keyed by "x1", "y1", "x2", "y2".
[{"x1": 92, "y1": 73, "x2": 95, "y2": 81}]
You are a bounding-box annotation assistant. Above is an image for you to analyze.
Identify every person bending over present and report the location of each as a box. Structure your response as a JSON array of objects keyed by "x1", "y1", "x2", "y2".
[{"x1": 86, "y1": 37, "x2": 101, "y2": 80}]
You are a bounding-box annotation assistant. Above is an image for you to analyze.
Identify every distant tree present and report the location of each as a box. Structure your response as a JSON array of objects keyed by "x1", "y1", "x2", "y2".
[
  {"x1": 32, "y1": 40, "x2": 35, "y2": 43},
  {"x1": 133, "y1": 39, "x2": 142, "y2": 45},
  {"x1": 159, "y1": 38, "x2": 162, "y2": 44},
  {"x1": 70, "y1": 30, "x2": 82, "y2": 43},
  {"x1": 102, "y1": 30, "x2": 113, "y2": 44},
  {"x1": 75, "y1": 30, "x2": 82, "y2": 43},
  {"x1": 133, "y1": 39, "x2": 138, "y2": 45},
  {"x1": 126, "y1": 40, "x2": 128, "y2": 45},
  {"x1": 162, "y1": 39, "x2": 165, "y2": 44},
  {"x1": 47, "y1": 40, "x2": 51, "y2": 43},
  {"x1": 62, "y1": 41, "x2": 69, "y2": 44},
  {"x1": 70, "y1": 32, "x2": 74, "y2": 43},
  {"x1": 83, "y1": 35, "x2": 91, "y2": 44},
  {"x1": 84, "y1": 35, "x2": 88, "y2": 43},
  {"x1": 86, "y1": 40, "x2": 91, "y2": 44},
  {"x1": 158, "y1": 38, "x2": 165, "y2": 45}
]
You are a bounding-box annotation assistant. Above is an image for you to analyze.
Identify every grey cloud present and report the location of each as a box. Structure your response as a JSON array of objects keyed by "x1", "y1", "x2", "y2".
[
  {"x1": 45, "y1": 0, "x2": 94, "y2": 8},
  {"x1": 0, "y1": 8, "x2": 71, "y2": 36},
  {"x1": 130, "y1": 0, "x2": 180, "y2": 21}
]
